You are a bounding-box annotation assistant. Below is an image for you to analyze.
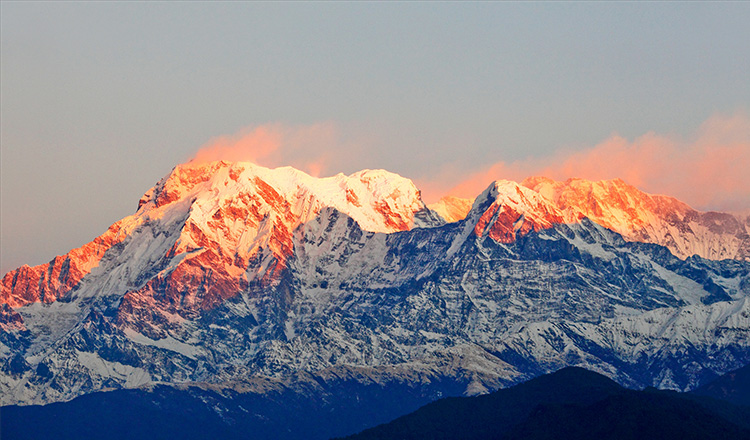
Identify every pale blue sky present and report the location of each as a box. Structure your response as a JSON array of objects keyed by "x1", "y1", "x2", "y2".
[{"x1": 2, "y1": 2, "x2": 749, "y2": 273}]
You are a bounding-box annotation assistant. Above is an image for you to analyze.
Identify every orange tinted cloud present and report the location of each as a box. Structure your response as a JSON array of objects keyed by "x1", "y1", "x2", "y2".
[
  {"x1": 193, "y1": 116, "x2": 749, "y2": 212},
  {"x1": 192, "y1": 125, "x2": 283, "y2": 165},
  {"x1": 427, "y1": 112, "x2": 750, "y2": 212},
  {"x1": 189, "y1": 122, "x2": 341, "y2": 177}
]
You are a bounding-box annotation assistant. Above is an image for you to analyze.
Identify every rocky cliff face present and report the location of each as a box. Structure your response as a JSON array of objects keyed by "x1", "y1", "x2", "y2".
[{"x1": 1, "y1": 162, "x2": 749, "y2": 406}]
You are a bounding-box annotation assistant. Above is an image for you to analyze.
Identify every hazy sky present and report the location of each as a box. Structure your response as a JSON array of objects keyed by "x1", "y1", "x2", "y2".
[{"x1": 2, "y1": 2, "x2": 749, "y2": 274}]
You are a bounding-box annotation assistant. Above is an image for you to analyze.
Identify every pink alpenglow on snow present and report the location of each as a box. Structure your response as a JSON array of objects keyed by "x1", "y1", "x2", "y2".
[{"x1": 1, "y1": 161, "x2": 439, "y2": 310}]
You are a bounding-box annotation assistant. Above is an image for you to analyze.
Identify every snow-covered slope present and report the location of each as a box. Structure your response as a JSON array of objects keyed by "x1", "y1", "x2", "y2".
[
  {"x1": 522, "y1": 177, "x2": 750, "y2": 261},
  {"x1": 428, "y1": 196, "x2": 473, "y2": 223},
  {"x1": 1, "y1": 165, "x2": 749, "y2": 408}
]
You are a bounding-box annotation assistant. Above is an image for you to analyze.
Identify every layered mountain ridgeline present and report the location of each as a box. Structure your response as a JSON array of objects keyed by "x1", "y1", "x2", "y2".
[
  {"x1": 3, "y1": 367, "x2": 749, "y2": 440},
  {"x1": 342, "y1": 367, "x2": 750, "y2": 440},
  {"x1": 429, "y1": 176, "x2": 750, "y2": 261},
  {"x1": 1, "y1": 161, "x2": 749, "y2": 411}
]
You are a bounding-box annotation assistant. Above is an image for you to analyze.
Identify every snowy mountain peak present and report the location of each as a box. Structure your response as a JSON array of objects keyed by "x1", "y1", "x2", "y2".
[
  {"x1": 139, "y1": 161, "x2": 435, "y2": 233},
  {"x1": 2, "y1": 161, "x2": 442, "y2": 310},
  {"x1": 435, "y1": 176, "x2": 749, "y2": 261},
  {"x1": 465, "y1": 180, "x2": 568, "y2": 243}
]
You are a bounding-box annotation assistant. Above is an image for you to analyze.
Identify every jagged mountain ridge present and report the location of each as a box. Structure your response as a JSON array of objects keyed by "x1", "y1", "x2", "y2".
[
  {"x1": 4, "y1": 164, "x2": 746, "y2": 311},
  {"x1": 429, "y1": 177, "x2": 750, "y2": 261},
  {"x1": 1, "y1": 162, "x2": 749, "y2": 407}
]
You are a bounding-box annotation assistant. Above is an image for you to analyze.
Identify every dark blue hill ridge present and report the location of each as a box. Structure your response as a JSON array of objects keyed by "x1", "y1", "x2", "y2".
[
  {"x1": 341, "y1": 366, "x2": 750, "y2": 440},
  {"x1": 4, "y1": 366, "x2": 750, "y2": 440}
]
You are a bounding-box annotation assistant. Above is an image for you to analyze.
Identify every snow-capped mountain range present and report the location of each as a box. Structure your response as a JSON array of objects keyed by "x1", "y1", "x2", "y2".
[
  {"x1": 430, "y1": 176, "x2": 750, "y2": 261},
  {"x1": 1, "y1": 161, "x2": 749, "y2": 406}
]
